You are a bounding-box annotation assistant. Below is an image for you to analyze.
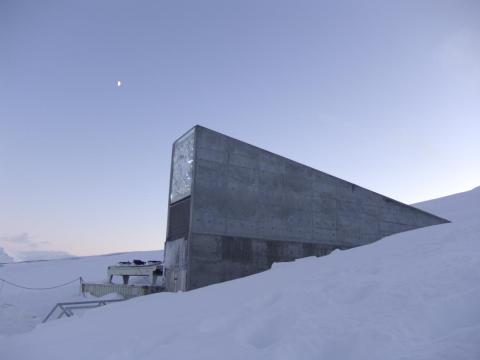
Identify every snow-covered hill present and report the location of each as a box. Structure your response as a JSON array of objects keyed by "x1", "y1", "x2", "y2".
[
  {"x1": 415, "y1": 186, "x2": 480, "y2": 223},
  {"x1": 1, "y1": 187, "x2": 479, "y2": 360},
  {"x1": 12, "y1": 250, "x2": 76, "y2": 262},
  {"x1": 0, "y1": 250, "x2": 163, "y2": 334},
  {"x1": 0, "y1": 247, "x2": 14, "y2": 264}
]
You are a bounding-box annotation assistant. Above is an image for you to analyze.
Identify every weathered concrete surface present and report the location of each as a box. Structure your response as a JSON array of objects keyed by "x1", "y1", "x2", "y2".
[
  {"x1": 187, "y1": 234, "x2": 347, "y2": 290},
  {"x1": 165, "y1": 126, "x2": 449, "y2": 291}
]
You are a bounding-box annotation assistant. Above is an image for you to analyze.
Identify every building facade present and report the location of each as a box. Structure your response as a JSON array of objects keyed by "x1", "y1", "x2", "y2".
[{"x1": 163, "y1": 126, "x2": 448, "y2": 292}]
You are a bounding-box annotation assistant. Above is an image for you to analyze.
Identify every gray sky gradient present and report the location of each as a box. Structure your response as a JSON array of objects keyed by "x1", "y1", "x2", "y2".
[{"x1": 1, "y1": 0, "x2": 479, "y2": 256}]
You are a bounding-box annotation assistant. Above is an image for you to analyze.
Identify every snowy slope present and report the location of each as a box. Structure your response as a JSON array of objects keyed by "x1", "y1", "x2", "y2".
[
  {"x1": 415, "y1": 186, "x2": 480, "y2": 223},
  {"x1": 0, "y1": 250, "x2": 163, "y2": 334},
  {"x1": 1, "y1": 187, "x2": 479, "y2": 360}
]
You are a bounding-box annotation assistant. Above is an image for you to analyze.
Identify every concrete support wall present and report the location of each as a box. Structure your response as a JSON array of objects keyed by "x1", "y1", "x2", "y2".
[
  {"x1": 165, "y1": 126, "x2": 448, "y2": 291},
  {"x1": 187, "y1": 234, "x2": 347, "y2": 290}
]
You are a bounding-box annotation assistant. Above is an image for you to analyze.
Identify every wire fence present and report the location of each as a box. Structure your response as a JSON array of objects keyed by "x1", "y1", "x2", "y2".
[{"x1": 0, "y1": 277, "x2": 82, "y2": 290}]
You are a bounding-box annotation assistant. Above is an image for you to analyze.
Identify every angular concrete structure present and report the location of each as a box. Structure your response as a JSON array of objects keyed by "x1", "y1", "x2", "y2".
[{"x1": 163, "y1": 126, "x2": 448, "y2": 292}]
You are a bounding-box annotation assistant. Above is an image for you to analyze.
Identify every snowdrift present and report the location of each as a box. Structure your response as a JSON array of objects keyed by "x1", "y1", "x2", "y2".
[
  {"x1": 1, "y1": 187, "x2": 479, "y2": 360},
  {"x1": 0, "y1": 250, "x2": 163, "y2": 334}
]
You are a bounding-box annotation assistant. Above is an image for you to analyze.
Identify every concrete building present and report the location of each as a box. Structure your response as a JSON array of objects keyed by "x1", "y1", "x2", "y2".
[{"x1": 163, "y1": 126, "x2": 448, "y2": 292}]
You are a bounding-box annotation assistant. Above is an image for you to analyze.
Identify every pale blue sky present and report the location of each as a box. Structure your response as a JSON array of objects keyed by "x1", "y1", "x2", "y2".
[{"x1": 1, "y1": 0, "x2": 479, "y2": 256}]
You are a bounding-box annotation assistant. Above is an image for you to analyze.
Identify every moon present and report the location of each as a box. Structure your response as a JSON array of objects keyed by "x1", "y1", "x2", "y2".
[{"x1": 117, "y1": 80, "x2": 122, "y2": 87}]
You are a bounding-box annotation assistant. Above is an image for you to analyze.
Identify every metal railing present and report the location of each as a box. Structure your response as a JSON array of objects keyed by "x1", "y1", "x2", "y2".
[{"x1": 42, "y1": 299, "x2": 126, "y2": 323}]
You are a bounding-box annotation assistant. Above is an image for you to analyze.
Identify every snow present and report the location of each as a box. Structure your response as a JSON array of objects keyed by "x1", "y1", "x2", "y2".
[
  {"x1": 11, "y1": 250, "x2": 76, "y2": 262},
  {"x1": 0, "y1": 232, "x2": 76, "y2": 262},
  {"x1": 1, "y1": 187, "x2": 479, "y2": 360},
  {"x1": 0, "y1": 250, "x2": 163, "y2": 335},
  {"x1": 0, "y1": 247, "x2": 14, "y2": 264},
  {"x1": 414, "y1": 186, "x2": 480, "y2": 223}
]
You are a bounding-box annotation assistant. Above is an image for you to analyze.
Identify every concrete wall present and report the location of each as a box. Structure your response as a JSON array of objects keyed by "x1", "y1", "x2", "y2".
[{"x1": 165, "y1": 126, "x2": 448, "y2": 291}]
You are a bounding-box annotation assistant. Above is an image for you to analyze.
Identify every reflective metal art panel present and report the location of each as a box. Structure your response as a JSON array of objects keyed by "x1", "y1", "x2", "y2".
[{"x1": 170, "y1": 129, "x2": 195, "y2": 203}]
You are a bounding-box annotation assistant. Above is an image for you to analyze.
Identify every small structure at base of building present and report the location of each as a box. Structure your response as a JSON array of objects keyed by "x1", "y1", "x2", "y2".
[
  {"x1": 81, "y1": 259, "x2": 164, "y2": 299},
  {"x1": 107, "y1": 260, "x2": 163, "y2": 286}
]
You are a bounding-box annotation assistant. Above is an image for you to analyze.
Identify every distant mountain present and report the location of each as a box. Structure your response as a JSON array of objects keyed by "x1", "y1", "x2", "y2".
[
  {"x1": 0, "y1": 247, "x2": 15, "y2": 264},
  {"x1": 13, "y1": 250, "x2": 76, "y2": 262}
]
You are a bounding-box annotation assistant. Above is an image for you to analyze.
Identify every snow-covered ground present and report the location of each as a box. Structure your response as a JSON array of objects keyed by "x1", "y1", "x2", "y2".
[
  {"x1": 0, "y1": 250, "x2": 163, "y2": 334},
  {"x1": 1, "y1": 187, "x2": 479, "y2": 360}
]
